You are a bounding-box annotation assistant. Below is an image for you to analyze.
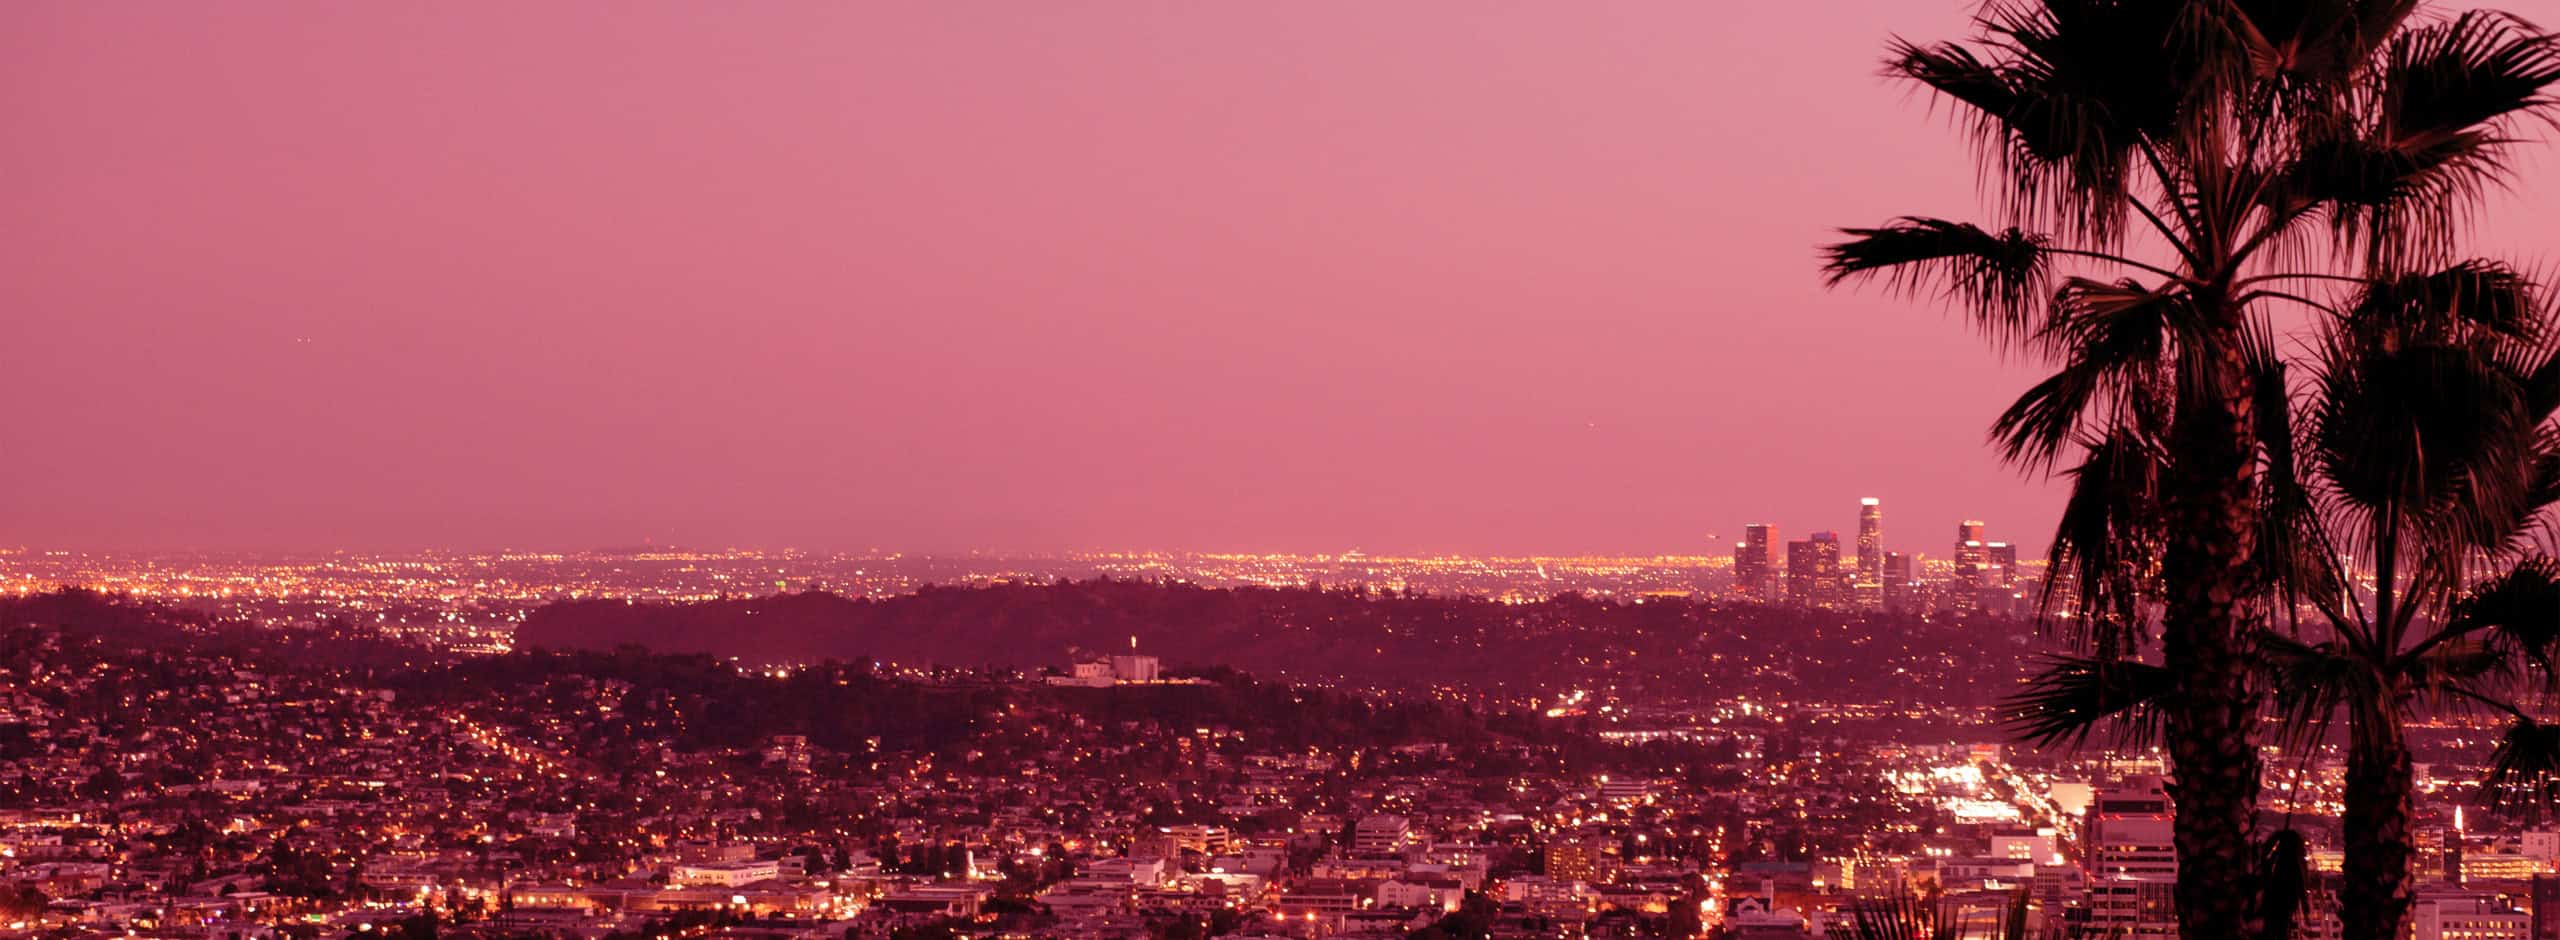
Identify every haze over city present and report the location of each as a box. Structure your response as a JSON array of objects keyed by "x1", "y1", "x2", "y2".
[{"x1": 35, "y1": 3, "x2": 2560, "y2": 553}]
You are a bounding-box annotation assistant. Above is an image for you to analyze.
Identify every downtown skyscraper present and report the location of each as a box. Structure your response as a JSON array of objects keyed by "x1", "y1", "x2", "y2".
[
  {"x1": 1953, "y1": 520, "x2": 1988, "y2": 586},
  {"x1": 1854, "y1": 498, "x2": 1883, "y2": 609},
  {"x1": 1882, "y1": 551, "x2": 1914, "y2": 612},
  {"x1": 1786, "y1": 531, "x2": 1846, "y2": 608},
  {"x1": 1985, "y1": 541, "x2": 2018, "y2": 587},
  {"x1": 1734, "y1": 524, "x2": 1779, "y2": 601}
]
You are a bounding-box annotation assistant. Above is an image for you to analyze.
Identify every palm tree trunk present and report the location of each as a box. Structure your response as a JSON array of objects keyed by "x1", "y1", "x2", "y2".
[
  {"x1": 2340, "y1": 719, "x2": 2416, "y2": 940},
  {"x1": 2160, "y1": 339, "x2": 2266, "y2": 940}
]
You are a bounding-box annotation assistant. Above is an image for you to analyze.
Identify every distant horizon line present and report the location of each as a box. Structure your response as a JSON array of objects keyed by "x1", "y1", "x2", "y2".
[{"x1": 0, "y1": 543, "x2": 2042, "y2": 562}]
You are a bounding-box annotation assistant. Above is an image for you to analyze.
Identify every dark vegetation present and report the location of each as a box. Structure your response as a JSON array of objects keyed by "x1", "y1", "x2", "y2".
[
  {"x1": 0, "y1": 588, "x2": 1750, "y2": 786},
  {"x1": 517, "y1": 578, "x2": 2049, "y2": 702}
]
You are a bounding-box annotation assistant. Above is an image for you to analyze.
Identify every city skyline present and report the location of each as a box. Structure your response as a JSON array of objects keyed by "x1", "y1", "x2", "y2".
[{"x1": 0, "y1": 493, "x2": 2042, "y2": 558}]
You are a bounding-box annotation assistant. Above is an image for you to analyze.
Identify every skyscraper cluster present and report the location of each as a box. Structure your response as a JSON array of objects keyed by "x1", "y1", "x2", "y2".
[
  {"x1": 1727, "y1": 499, "x2": 2031, "y2": 614},
  {"x1": 1949, "y1": 519, "x2": 2020, "y2": 612}
]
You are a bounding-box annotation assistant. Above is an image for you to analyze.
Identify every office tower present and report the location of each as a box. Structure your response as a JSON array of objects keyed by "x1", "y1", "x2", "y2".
[
  {"x1": 1985, "y1": 541, "x2": 2018, "y2": 587},
  {"x1": 1736, "y1": 524, "x2": 1778, "y2": 601},
  {"x1": 2086, "y1": 775, "x2": 2178, "y2": 939},
  {"x1": 1821, "y1": 534, "x2": 1846, "y2": 605},
  {"x1": 1882, "y1": 552, "x2": 1913, "y2": 612},
  {"x1": 1786, "y1": 538, "x2": 1816, "y2": 606},
  {"x1": 1953, "y1": 521, "x2": 1987, "y2": 584},
  {"x1": 1977, "y1": 540, "x2": 2021, "y2": 616},
  {"x1": 1855, "y1": 498, "x2": 1883, "y2": 608},
  {"x1": 1950, "y1": 521, "x2": 1989, "y2": 612},
  {"x1": 1786, "y1": 532, "x2": 1845, "y2": 607}
]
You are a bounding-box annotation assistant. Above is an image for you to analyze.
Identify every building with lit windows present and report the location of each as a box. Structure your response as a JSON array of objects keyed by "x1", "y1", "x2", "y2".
[
  {"x1": 1952, "y1": 521, "x2": 1988, "y2": 597},
  {"x1": 1546, "y1": 840, "x2": 1607, "y2": 884},
  {"x1": 2412, "y1": 891, "x2": 2528, "y2": 940},
  {"x1": 1736, "y1": 524, "x2": 1779, "y2": 601},
  {"x1": 2086, "y1": 776, "x2": 2177, "y2": 940},
  {"x1": 1854, "y1": 498, "x2": 1883, "y2": 608},
  {"x1": 667, "y1": 859, "x2": 780, "y2": 888},
  {"x1": 1882, "y1": 552, "x2": 1915, "y2": 612},
  {"x1": 1785, "y1": 533, "x2": 1845, "y2": 608},
  {"x1": 1984, "y1": 541, "x2": 2018, "y2": 587},
  {"x1": 1351, "y1": 815, "x2": 1412, "y2": 855}
]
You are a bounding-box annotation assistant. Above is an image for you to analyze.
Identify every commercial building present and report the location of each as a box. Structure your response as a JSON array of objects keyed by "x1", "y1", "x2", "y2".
[
  {"x1": 1854, "y1": 498, "x2": 1884, "y2": 609},
  {"x1": 1786, "y1": 532, "x2": 1845, "y2": 608},
  {"x1": 1736, "y1": 524, "x2": 1779, "y2": 601}
]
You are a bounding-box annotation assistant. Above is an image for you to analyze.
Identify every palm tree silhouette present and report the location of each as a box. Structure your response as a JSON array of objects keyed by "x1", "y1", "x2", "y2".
[
  {"x1": 2012, "y1": 262, "x2": 2560, "y2": 940},
  {"x1": 1822, "y1": 5, "x2": 2560, "y2": 935}
]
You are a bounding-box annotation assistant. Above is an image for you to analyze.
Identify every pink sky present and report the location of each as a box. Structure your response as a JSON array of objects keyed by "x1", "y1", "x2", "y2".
[{"x1": 7, "y1": 2, "x2": 2556, "y2": 555}]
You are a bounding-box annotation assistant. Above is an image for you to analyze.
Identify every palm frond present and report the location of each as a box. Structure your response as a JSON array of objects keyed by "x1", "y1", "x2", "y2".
[
  {"x1": 1841, "y1": 895, "x2": 1936, "y2": 940},
  {"x1": 2257, "y1": 828, "x2": 2311, "y2": 940},
  {"x1": 1988, "y1": 277, "x2": 2193, "y2": 469},
  {"x1": 2258, "y1": 632, "x2": 2369, "y2": 749},
  {"x1": 2296, "y1": 11, "x2": 2560, "y2": 267},
  {"x1": 2379, "y1": 11, "x2": 2560, "y2": 155},
  {"x1": 2038, "y1": 277, "x2": 2198, "y2": 362},
  {"x1": 2251, "y1": 341, "x2": 2345, "y2": 632},
  {"x1": 2040, "y1": 429, "x2": 2164, "y2": 653},
  {"x1": 1989, "y1": 367, "x2": 2099, "y2": 470},
  {"x1": 2004, "y1": 655, "x2": 2173, "y2": 750},
  {"x1": 2399, "y1": 637, "x2": 2509, "y2": 695},
  {"x1": 2482, "y1": 715, "x2": 2560, "y2": 825},
  {"x1": 2453, "y1": 557, "x2": 2560, "y2": 675},
  {"x1": 1838, "y1": 889, "x2": 2032, "y2": 940},
  {"x1": 2521, "y1": 444, "x2": 2560, "y2": 540},
  {"x1": 2309, "y1": 325, "x2": 2535, "y2": 535},
  {"x1": 1889, "y1": 0, "x2": 2200, "y2": 242},
  {"x1": 2344, "y1": 260, "x2": 2541, "y2": 342},
  {"x1": 2222, "y1": 0, "x2": 2420, "y2": 89},
  {"x1": 1822, "y1": 218, "x2": 2053, "y2": 347},
  {"x1": 2527, "y1": 348, "x2": 2560, "y2": 420},
  {"x1": 1888, "y1": 37, "x2": 2024, "y2": 135}
]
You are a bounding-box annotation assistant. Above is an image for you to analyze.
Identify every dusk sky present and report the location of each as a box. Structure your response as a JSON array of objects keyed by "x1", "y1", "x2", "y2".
[{"x1": 9, "y1": 2, "x2": 2557, "y2": 555}]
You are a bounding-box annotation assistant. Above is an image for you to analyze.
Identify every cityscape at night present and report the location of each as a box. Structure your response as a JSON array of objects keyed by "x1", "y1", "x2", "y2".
[
  {"x1": 0, "y1": 494, "x2": 2543, "y2": 940},
  {"x1": 14, "y1": 1, "x2": 2560, "y2": 939},
  {"x1": 0, "y1": 499, "x2": 2043, "y2": 650}
]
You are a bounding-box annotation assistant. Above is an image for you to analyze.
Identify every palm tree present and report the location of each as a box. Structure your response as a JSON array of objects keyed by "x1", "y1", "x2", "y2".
[
  {"x1": 1821, "y1": 4, "x2": 2560, "y2": 935},
  {"x1": 1834, "y1": 890, "x2": 2034, "y2": 940},
  {"x1": 2012, "y1": 263, "x2": 2560, "y2": 940}
]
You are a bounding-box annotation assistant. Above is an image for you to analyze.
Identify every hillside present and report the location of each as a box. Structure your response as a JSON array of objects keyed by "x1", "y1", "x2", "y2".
[{"x1": 515, "y1": 578, "x2": 2054, "y2": 702}]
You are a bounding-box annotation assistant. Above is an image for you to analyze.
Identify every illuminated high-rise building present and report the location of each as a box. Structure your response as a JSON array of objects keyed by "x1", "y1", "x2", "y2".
[
  {"x1": 1966, "y1": 539, "x2": 2021, "y2": 616},
  {"x1": 1985, "y1": 541, "x2": 2018, "y2": 587},
  {"x1": 1882, "y1": 552, "x2": 1914, "y2": 612},
  {"x1": 1953, "y1": 521, "x2": 1988, "y2": 585},
  {"x1": 1786, "y1": 532, "x2": 1845, "y2": 608},
  {"x1": 1735, "y1": 524, "x2": 1778, "y2": 601},
  {"x1": 1854, "y1": 498, "x2": 1883, "y2": 608}
]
